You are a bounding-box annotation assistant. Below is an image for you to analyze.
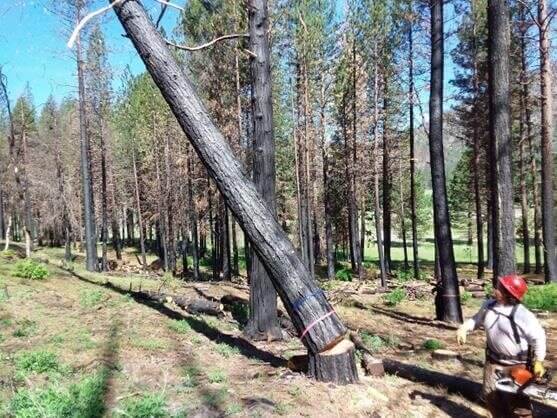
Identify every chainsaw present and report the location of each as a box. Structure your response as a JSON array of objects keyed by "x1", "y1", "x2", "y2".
[{"x1": 495, "y1": 367, "x2": 557, "y2": 402}]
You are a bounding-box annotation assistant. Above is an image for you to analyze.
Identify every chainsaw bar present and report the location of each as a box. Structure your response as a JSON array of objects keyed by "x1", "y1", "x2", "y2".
[{"x1": 496, "y1": 377, "x2": 557, "y2": 402}]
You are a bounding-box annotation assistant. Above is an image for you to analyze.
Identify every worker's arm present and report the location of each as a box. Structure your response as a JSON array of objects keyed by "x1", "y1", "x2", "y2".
[
  {"x1": 523, "y1": 311, "x2": 547, "y2": 362},
  {"x1": 457, "y1": 299, "x2": 490, "y2": 345}
]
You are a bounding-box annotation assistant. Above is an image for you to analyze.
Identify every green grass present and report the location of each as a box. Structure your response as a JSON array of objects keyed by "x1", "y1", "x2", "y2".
[
  {"x1": 79, "y1": 289, "x2": 105, "y2": 308},
  {"x1": 460, "y1": 291, "x2": 472, "y2": 304},
  {"x1": 15, "y1": 350, "x2": 59, "y2": 374},
  {"x1": 207, "y1": 369, "x2": 227, "y2": 384},
  {"x1": 168, "y1": 319, "x2": 192, "y2": 334},
  {"x1": 422, "y1": 339, "x2": 445, "y2": 351},
  {"x1": 12, "y1": 319, "x2": 37, "y2": 338},
  {"x1": 524, "y1": 283, "x2": 557, "y2": 312},
  {"x1": 9, "y1": 370, "x2": 108, "y2": 418},
  {"x1": 116, "y1": 393, "x2": 168, "y2": 418},
  {"x1": 335, "y1": 267, "x2": 352, "y2": 282},
  {"x1": 214, "y1": 343, "x2": 240, "y2": 358},
  {"x1": 384, "y1": 288, "x2": 406, "y2": 306},
  {"x1": 360, "y1": 332, "x2": 385, "y2": 352},
  {"x1": 131, "y1": 338, "x2": 168, "y2": 351},
  {"x1": 12, "y1": 260, "x2": 49, "y2": 280}
]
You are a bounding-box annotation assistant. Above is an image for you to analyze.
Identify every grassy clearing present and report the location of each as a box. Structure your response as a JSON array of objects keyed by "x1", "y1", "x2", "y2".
[
  {"x1": 214, "y1": 342, "x2": 240, "y2": 358},
  {"x1": 15, "y1": 350, "x2": 60, "y2": 374},
  {"x1": 116, "y1": 393, "x2": 170, "y2": 418},
  {"x1": 79, "y1": 289, "x2": 105, "y2": 308},
  {"x1": 168, "y1": 319, "x2": 192, "y2": 334}
]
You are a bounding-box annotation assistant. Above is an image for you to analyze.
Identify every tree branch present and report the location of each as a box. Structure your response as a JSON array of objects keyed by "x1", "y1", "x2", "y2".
[
  {"x1": 153, "y1": 0, "x2": 184, "y2": 12},
  {"x1": 166, "y1": 33, "x2": 249, "y2": 52}
]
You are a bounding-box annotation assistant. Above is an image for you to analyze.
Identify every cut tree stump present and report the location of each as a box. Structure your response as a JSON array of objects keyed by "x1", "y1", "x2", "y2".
[
  {"x1": 431, "y1": 349, "x2": 460, "y2": 360},
  {"x1": 308, "y1": 339, "x2": 358, "y2": 384}
]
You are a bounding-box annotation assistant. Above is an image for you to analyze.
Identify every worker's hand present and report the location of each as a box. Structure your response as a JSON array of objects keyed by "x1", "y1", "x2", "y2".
[
  {"x1": 456, "y1": 325, "x2": 468, "y2": 345},
  {"x1": 533, "y1": 360, "x2": 545, "y2": 379}
]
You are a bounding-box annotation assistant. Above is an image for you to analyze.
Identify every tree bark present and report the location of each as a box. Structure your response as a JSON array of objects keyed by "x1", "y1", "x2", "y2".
[
  {"x1": 382, "y1": 74, "x2": 391, "y2": 274},
  {"x1": 372, "y1": 52, "x2": 387, "y2": 288},
  {"x1": 350, "y1": 39, "x2": 362, "y2": 276},
  {"x1": 408, "y1": 7, "x2": 420, "y2": 279},
  {"x1": 538, "y1": 0, "x2": 556, "y2": 282},
  {"x1": 244, "y1": 0, "x2": 282, "y2": 342},
  {"x1": 488, "y1": 0, "x2": 516, "y2": 282},
  {"x1": 132, "y1": 151, "x2": 147, "y2": 271},
  {"x1": 429, "y1": 0, "x2": 462, "y2": 322},
  {"x1": 54, "y1": 113, "x2": 72, "y2": 262},
  {"x1": 100, "y1": 123, "x2": 108, "y2": 271},
  {"x1": 186, "y1": 147, "x2": 200, "y2": 281},
  {"x1": 111, "y1": 0, "x2": 351, "y2": 364},
  {"x1": 76, "y1": 0, "x2": 98, "y2": 272}
]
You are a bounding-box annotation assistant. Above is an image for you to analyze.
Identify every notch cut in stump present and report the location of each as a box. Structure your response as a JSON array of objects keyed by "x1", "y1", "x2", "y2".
[
  {"x1": 287, "y1": 354, "x2": 308, "y2": 373},
  {"x1": 308, "y1": 339, "x2": 358, "y2": 384}
]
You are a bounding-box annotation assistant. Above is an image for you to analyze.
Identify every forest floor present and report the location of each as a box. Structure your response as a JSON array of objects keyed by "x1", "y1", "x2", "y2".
[{"x1": 1, "y1": 245, "x2": 557, "y2": 417}]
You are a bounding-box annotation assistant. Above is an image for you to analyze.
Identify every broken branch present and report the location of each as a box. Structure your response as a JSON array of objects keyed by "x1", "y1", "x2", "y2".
[{"x1": 166, "y1": 33, "x2": 249, "y2": 52}]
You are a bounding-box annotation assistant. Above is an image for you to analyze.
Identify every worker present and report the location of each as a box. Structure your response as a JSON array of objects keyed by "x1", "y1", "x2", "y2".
[{"x1": 456, "y1": 274, "x2": 547, "y2": 418}]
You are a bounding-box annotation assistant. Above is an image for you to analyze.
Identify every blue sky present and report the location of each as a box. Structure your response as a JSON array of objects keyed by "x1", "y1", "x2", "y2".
[
  {"x1": 0, "y1": 0, "x2": 179, "y2": 107},
  {"x1": 0, "y1": 0, "x2": 463, "y2": 110}
]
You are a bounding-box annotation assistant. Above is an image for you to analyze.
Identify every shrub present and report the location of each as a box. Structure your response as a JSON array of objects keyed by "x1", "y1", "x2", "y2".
[
  {"x1": 117, "y1": 393, "x2": 168, "y2": 418},
  {"x1": 422, "y1": 339, "x2": 444, "y2": 350},
  {"x1": 9, "y1": 371, "x2": 107, "y2": 418},
  {"x1": 395, "y1": 269, "x2": 413, "y2": 283},
  {"x1": 524, "y1": 283, "x2": 557, "y2": 312},
  {"x1": 335, "y1": 268, "x2": 352, "y2": 282},
  {"x1": 460, "y1": 291, "x2": 472, "y2": 304},
  {"x1": 16, "y1": 350, "x2": 59, "y2": 374},
  {"x1": 484, "y1": 282, "x2": 493, "y2": 298},
  {"x1": 12, "y1": 260, "x2": 48, "y2": 280},
  {"x1": 360, "y1": 332, "x2": 385, "y2": 352},
  {"x1": 384, "y1": 288, "x2": 406, "y2": 306}
]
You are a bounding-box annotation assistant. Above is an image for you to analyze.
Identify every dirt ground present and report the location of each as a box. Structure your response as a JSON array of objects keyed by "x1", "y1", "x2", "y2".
[{"x1": 1, "y1": 247, "x2": 557, "y2": 417}]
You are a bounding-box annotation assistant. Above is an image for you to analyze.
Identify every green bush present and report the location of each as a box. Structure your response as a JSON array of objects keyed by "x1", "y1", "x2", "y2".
[
  {"x1": 484, "y1": 282, "x2": 493, "y2": 298},
  {"x1": 16, "y1": 350, "x2": 59, "y2": 374},
  {"x1": 117, "y1": 393, "x2": 168, "y2": 418},
  {"x1": 524, "y1": 283, "x2": 557, "y2": 312},
  {"x1": 384, "y1": 288, "x2": 406, "y2": 306},
  {"x1": 335, "y1": 268, "x2": 352, "y2": 282},
  {"x1": 460, "y1": 291, "x2": 472, "y2": 304},
  {"x1": 12, "y1": 260, "x2": 48, "y2": 280},
  {"x1": 9, "y1": 371, "x2": 107, "y2": 418},
  {"x1": 422, "y1": 339, "x2": 444, "y2": 351},
  {"x1": 395, "y1": 269, "x2": 413, "y2": 283},
  {"x1": 360, "y1": 332, "x2": 385, "y2": 352}
]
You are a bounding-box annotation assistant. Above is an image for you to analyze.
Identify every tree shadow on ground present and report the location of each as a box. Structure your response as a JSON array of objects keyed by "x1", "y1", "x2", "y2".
[
  {"x1": 66, "y1": 269, "x2": 285, "y2": 368},
  {"x1": 364, "y1": 304, "x2": 458, "y2": 331},
  {"x1": 409, "y1": 390, "x2": 483, "y2": 418},
  {"x1": 385, "y1": 359, "x2": 557, "y2": 418}
]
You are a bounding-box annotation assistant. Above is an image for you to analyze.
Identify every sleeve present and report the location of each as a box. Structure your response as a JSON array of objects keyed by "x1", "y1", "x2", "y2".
[
  {"x1": 466, "y1": 299, "x2": 491, "y2": 331},
  {"x1": 523, "y1": 311, "x2": 547, "y2": 362}
]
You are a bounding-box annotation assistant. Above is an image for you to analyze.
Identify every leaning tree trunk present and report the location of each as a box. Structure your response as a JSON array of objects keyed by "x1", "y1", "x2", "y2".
[
  {"x1": 488, "y1": 0, "x2": 516, "y2": 282},
  {"x1": 244, "y1": 0, "x2": 282, "y2": 342},
  {"x1": 111, "y1": 0, "x2": 355, "y2": 382},
  {"x1": 76, "y1": 3, "x2": 98, "y2": 272},
  {"x1": 429, "y1": 0, "x2": 462, "y2": 323},
  {"x1": 538, "y1": 0, "x2": 556, "y2": 282}
]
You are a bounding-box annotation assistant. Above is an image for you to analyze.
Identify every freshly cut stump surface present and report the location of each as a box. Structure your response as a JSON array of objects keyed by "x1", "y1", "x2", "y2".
[{"x1": 308, "y1": 339, "x2": 358, "y2": 384}]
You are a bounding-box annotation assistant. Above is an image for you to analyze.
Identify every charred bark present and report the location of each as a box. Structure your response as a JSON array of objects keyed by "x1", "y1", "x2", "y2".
[{"x1": 111, "y1": 0, "x2": 350, "y2": 364}]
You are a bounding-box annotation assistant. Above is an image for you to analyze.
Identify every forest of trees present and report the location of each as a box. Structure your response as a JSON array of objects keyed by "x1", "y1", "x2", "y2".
[{"x1": 0, "y1": 0, "x2": 556, "y2": 383}]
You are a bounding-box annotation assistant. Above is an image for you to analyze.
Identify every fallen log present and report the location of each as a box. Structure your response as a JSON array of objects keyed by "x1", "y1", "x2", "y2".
[
  {"x1": 349, "y1": 332, "x2": 385, "y2": 377},
  {"x1": 431, "y1": 349, "x2": 460, "y2": 361},
  {"x1": 136, "y1": 290, "x2": 224, "y2": 317}
]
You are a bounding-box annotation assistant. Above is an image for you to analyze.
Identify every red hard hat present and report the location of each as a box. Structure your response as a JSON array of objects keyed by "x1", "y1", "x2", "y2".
[{"x1": 499, "y1": 274, "x2": 528, "y2": 301}]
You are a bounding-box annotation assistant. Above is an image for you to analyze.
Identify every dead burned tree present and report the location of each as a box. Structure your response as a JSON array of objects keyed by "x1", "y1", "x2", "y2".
[
  {"x1": 110, "y1": 0, "x2": 356, "y2": 383},
  {"x1": 244, "y1": 0, "x2": 282, "y2": 342}
]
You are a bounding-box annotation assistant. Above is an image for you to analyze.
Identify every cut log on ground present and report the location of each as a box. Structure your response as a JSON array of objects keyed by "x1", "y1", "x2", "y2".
[
  {"x1": 308, "y1": 339, "x2": 358, "y2": 384},
  {"x1": 431, "y1": 349, "x2": 460, "y2": 361},
  {"x1": 111, "y1": 0, "x2": 354, "y2": 382},
  {"x1": 136, "y1": 290, "x2": 224, "y2": 317},
  {"x1": 361, "y1": 353, "x2": 385, "y2": 377}
]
